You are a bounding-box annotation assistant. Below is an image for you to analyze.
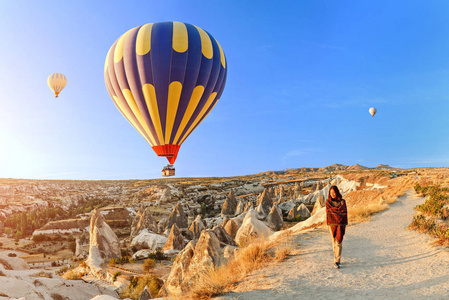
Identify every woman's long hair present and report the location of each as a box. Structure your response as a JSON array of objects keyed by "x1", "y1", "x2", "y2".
[{"x1": 328, "y1": 185, "x2": 342, "y2": 201}]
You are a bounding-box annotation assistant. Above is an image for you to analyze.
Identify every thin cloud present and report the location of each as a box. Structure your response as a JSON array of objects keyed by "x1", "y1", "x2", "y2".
[
  {"x1": 400, "y1": 157, "x2": 449, "y2": 166},
  {"x1": 283, "y1": 148, "x2": 321, "y2": 161}
]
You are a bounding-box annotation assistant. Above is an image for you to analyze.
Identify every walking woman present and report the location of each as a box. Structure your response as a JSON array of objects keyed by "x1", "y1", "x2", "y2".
[{"x1": 326, "y1": 185, "x2": 348, "y2": 269}]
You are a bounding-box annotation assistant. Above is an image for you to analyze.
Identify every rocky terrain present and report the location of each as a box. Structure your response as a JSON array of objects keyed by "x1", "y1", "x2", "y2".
[{"x1": 0, "y1": 164, "x2": 424, "y2": 299}]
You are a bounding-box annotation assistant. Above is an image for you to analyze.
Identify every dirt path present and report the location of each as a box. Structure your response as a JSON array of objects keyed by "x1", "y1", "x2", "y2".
[{"x1": 219, "y1": 189, "x2": 449, "y2": 299}]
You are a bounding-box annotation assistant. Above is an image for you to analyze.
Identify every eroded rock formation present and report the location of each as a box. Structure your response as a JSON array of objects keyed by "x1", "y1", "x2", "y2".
[{"x1": 86, "y1": 209, "x2": 121, "y2": 269}]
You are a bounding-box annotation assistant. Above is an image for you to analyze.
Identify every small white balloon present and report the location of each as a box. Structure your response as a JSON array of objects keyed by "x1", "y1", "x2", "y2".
[{"x1": 369, "y1": 107, "x2": 377, "y2": 117}]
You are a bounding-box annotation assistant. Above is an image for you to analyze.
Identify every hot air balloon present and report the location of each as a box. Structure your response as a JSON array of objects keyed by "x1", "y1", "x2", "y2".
[
  {"x1": 369, "y1": 107, "x2": 377, "y2": 117},
  {"x1": 47, "y1": 73, "x2": 67, "y2": 98},
  {"x1": 104, "y1": 22, "x2": 227, "y2": 176}
]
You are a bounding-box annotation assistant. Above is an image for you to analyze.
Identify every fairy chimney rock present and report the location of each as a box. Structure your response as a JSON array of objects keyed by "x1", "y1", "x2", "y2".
[
  {"x1": 221, "y1": 191, "x2": 237, "y2": 217},
  {"x1": 131, "y1": 206, "x2": 157, "y2": 237},
  {"x1": 86, "y1": 209, "x2": 121, "y2": 268},
  {"x1": 189, "y1": 215, "x2": 206, "y2": 240},
  {"x1": 235, "y1": 200, "x2": 244, "y2": 216},
  {"x1": 224, "y1": 219, "x2": 240, "y2": 239},
  {"x1": 297, "y1": 203, "x2": 311, "y2": 219},
  {"x1": 235, "y1": 211, "x2": 274, "y2": 245},
  {"x1": 287, "y1": 207, "x2": 298, "y2": 220},
  {"x1": 212, "y1": 225, "x2": 237, "y2": 247},
  {"x1": 221, "y1": 217, "x2": 230, "y2": 228},
  {"x1": 256, "y1": 189, "x2": 273, "y2": 218},
  {"x1": 163, "y1": 223, "x2": 186, "y2": 251},
  {"x1": 311, "y1": 195, "x2": 326, "y2": 216},
  {"x1": 266, "y1": 205, "x2": 284, "y2": 231},
  {"x1": 168, "y1": 203, "x2": 188, "y2": 229},
  {"x1": 160, "y1": 225, "x2": 238, "y2": 296}
]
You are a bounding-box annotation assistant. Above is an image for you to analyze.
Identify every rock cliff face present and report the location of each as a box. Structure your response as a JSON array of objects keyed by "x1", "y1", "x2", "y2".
[
  {"x1": 32, "y1": 218, "x2": 89, "y2": 237},
  {"x1": 86, "y1": 209, "x2": 121, "y2": 270}
]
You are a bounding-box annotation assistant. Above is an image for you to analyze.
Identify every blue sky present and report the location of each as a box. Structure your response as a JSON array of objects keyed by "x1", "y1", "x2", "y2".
[{"x1": 0, "y1": 1, "x2": 448, "y2": 179}]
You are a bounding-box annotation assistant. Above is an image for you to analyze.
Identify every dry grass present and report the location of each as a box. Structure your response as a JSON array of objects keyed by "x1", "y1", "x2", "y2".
[
  {"x1": 121, "y1": 274, "x2": 163, "y2": 300},
  {"x1": 349, "y1": 202, "x2": 388, "y2": 223},
  {"x1": 274, "y1": 243, "x2": 293, "y2": 262},
  {"x1": 61, "y1": 269, "x2": 81, "y2": 280},
  {"x1": 187, "y1": 237, "x2": 293, "y2": 299},
  {"x1": 345, "y1": 175, "x2": 418, "y2": 223}
]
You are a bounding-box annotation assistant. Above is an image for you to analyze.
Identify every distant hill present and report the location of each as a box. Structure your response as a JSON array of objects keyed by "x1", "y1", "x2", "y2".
[
  {"x1": 347, "y1": 164, "x2": 369, "y2": 171},
  {"x1": 259, "y1": 163, "x2": 399, "y2": 176},
  {"x1": 318, "y1": 163, "x2": 349, "y2": 172},
  {"x1": 375, "y1": 164, "x2": 394, "y2": 169}
]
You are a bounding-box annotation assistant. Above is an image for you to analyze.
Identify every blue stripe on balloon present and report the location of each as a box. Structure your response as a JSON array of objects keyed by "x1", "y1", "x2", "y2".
[
  {"x1": 175, "y1": 29, "x2": 221, "y2": 143},
  {"x1": 124, "y1": 26, "x2": 161, "y2": 145},
  {"x1": 151, "y1": 22, "x2": 173, "y2": 138}
]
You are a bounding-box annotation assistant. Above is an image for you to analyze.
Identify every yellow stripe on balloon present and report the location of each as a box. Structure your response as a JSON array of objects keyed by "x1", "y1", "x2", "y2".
[
  {"x1": 216, "y1": 39, "x2": 226, "y2": 68},
  {"x1": 194, "y1": 25, "x2": 213, "y2": 59},
  {"x1": 104, "y1": 45, "x2": 113, "y2": 73},
  {"x1": 179, "y1": 92, "x2": 217, "y2": 145},
  {"x1": 173, "y1": 85, "x2": 205, "y2": 145},
  {"x1": 172, "y1": 22, "x2": 188, "y2": 53},
  {"x1": 165, "y1": 81, "x2": 183, "y2": 144},
  {"x1": 142, "y1": 84, "x2": 164, "y2": 145},
  {"x1": 112, "y1": 96, "x2": 154, "y2": 146},
  {"x1": 114, "y1": 29, "x2": 132, "y2": 63},
  {"x1": 122, "y1": 89, "x2": 157, "y2": 146},
  {"x1": 136, "y1": 23, "x2": 153, "y2": 56}
]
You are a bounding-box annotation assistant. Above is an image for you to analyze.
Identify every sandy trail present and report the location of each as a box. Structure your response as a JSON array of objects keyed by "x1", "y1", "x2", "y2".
[{"x1": 219, "y1": 189, "x2": 449, "y2": 299}]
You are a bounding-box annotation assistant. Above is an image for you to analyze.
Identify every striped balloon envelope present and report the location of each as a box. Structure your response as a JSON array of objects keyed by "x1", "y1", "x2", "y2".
[
  {"x1": 104, "y1": 22, "x2": 227, "y2": 165},
  {"x1": 47, "y1": 73, "x2": 67, "y2": 98}
]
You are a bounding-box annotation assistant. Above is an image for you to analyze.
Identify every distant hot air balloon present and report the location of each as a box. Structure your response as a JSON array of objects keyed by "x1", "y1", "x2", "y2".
[
  {"x1": 104, "y1": 22, "x2": 227, "y2": 176},
  {"x1": 47, "y1": 73, "x2": 67, "y2": 98},
  {"x1": 369, "y1": 107, "x2": 377, "y2": 117}
]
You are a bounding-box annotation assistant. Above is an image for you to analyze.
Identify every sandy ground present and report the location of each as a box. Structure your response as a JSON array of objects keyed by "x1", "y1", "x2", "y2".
[{"x1": 219, "y1": 189, "x2": 449, "y2": 299}]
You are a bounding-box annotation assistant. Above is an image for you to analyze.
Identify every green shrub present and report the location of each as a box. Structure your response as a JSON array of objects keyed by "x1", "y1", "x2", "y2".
[
  {"x1": 147, "y1": 249, "x2": 167, "y2": 261},
  {"x1": 142, "y1": 259, "x2": 156, "y2": 274},
  {"x1": 113, "y1": 271, "x2": 121, "y2": 282},
  {"x1": 109, "y1": 258, "x2": 117, "y2": 267},
  {"x1": 4, "y1": 227, "x2": 11, "y2": 235},
  {"x1": 119, "y1": 256, "x2": 129, "y2": 265},
  {"x1": 414, "y1": 186, "x2": 449, "y2": 218}
]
